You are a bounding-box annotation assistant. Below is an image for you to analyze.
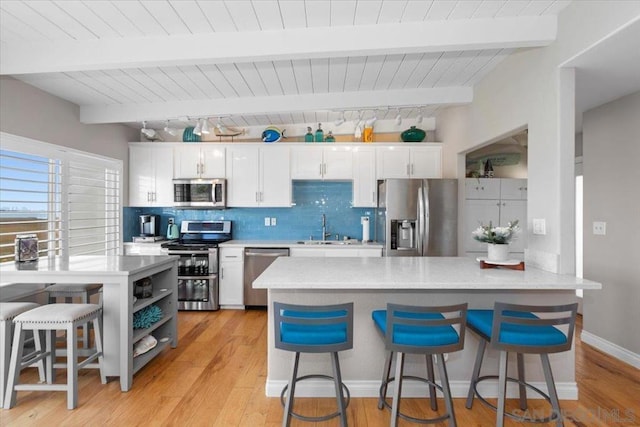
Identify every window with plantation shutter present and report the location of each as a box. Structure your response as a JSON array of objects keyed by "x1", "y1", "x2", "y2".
[{"x1": 0, "y1": 132, "x2": 122, "y2": 263}]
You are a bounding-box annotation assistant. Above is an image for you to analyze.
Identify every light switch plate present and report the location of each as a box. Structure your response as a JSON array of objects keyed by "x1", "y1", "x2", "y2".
[
  {"x1": 533, "y1": 218, "x2": 546, "y2": 235},
  {"x1": 593, "y1": 221, "x2": 606, "y2": 235},
  {"x1": 264, "y1": 217, "x2": 270, "y2": 227},
  {"x1": 271, "y1": 217, "x2": 277, "y2": 226}
]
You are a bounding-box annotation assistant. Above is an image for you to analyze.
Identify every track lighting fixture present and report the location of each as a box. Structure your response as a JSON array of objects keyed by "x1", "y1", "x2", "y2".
[
  {"x1": 416, "y1": 108, "x2": 424, "y2": 125},
  {"x1": 334, "y1": 111, "x2": 346, "y2": 126},
  {"x1": 201, "y1": 118, "x2": 210, "y2": 135},
  {"x1": 365, "y1": 110, "x2": 378, "y2": 127},
  {"x1": 141, "y1": 121, "x2": 157, "y2": 139},
  {"x1": 164, "y1": 120, "x2": 178, "y2": 136},
  {"x1": 395, "y1": 109, "x2": 402, "y2": 126},
  {"x1": 193, "y1": 119, "x2": 202, "y2": 136}
]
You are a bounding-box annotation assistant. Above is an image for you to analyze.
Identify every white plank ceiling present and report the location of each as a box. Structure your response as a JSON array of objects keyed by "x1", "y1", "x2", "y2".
[{"x1": 0, "y1": 0, "x2": 570, "y2": 131}]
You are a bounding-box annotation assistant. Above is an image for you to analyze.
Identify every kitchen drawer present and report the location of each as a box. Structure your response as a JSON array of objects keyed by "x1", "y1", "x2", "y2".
[{"x1": 220, "y1": 247, "x2": 244, "y2": 260}]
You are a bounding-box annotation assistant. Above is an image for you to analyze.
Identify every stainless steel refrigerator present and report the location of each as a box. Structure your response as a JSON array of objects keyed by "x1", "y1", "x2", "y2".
[{"x1": 376, "y1": 179, "x2": 458, "y2": 257}]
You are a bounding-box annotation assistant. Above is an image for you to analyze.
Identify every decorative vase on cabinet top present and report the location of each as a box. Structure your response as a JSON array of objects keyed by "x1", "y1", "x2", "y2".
[
  {"x1": 401, "y1": 126, "x2": 426, "y2": 142},
  {"x1": 182, "y1": 126, "x2": 201, "y2": 142}
]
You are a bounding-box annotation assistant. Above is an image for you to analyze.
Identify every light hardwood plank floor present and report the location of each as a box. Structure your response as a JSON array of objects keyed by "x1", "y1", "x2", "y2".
[{"x1": 1, "y1": 311, "x2": 638, "y2": 426}]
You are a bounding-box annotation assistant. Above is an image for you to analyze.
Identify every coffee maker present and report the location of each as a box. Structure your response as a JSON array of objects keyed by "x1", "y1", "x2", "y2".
[{"x1": 137, "y1": 214, "x2": 161, "y2": 241}]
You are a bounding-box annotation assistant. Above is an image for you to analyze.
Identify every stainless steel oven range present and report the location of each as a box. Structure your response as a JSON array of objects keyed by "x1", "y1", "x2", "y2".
[{"x1": 161, "y1": 220, "x2": 232, "y2": 311}]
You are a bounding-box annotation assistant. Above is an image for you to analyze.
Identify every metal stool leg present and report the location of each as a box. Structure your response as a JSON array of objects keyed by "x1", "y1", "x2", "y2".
[
  {"x1": 437, "y1": 353, "x2": 457, "y2": 427},
  {"x1": 496, "y1": 351, "x2": 509, "y2": 427},
  {"x1": 331, "y1": 351, "x2": 347, "y2": 427},
  {"x1": 282, "y1": 352, "x2": 300, "y2": 427},
  {"x1": 466, "y1": 339, "x2": 486, "y2": 408},
  {"x1": 390, "y1": 351, "x2": 405, "y2": 427},
  {"x1": 426, "y1": 354, "x2": 438, "y2": 411},
  {"x1": 541, "y1": 354, "x2": 564, "y2": 427},
  {"x1": 517, "y1": 352, "x2": 528, "y2": 410},
  {"x1": 378, "y1": 351, "x2": 393, "y2": 410}
]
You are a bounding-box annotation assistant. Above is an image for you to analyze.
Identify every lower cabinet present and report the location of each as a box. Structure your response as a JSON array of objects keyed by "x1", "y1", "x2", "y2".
[
  {"x1": 123, "y1": 243, "x2": 167, "y2": 256},
  {"x1": 219, "y1": 247, "x2": 244, "y2": 307}
]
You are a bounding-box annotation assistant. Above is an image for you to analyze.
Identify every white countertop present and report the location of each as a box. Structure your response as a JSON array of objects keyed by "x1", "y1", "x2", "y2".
[
  {"x1": 220, "y1": 240, "x2": 383, "y2": 249},
  {"x1": 253, "y1": 256, "x2": 602, "y2": 290},
  {"x1": 0, "y1": 255, "x2": 177, "y2": 282}
]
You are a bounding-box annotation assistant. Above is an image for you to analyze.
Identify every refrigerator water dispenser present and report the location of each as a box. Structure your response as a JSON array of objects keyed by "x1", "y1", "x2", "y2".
[{"x1": 390, "y1": 219, "x2": 415, "y2": 250}]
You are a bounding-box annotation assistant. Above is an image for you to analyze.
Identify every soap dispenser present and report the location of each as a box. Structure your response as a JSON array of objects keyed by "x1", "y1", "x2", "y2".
[{"x1": 167, "y1": 218, "x2": 179, "y2": 240}]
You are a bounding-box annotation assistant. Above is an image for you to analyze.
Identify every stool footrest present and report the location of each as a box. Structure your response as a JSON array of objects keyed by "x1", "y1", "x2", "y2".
[
  {"x1": 470, "y1": 375, "x2": 559, "y2": 424},
  {"x1": 15, "y1": 384, "x2": 67, "y2": 392},
  {"x1": 379, "y1": 375, "x2": 451, "y2": 424},
  {"x1": 280, "y1": 374, "x2": 350, "y2": 423}
]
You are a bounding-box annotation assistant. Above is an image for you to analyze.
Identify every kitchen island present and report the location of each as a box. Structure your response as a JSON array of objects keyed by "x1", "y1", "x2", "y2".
[
  {"x1": 253, "y1": 256, "x2": 601, "y2": 399},
  {"x1": 0, "y1": 255, "x2": 178, "y2": 392}
]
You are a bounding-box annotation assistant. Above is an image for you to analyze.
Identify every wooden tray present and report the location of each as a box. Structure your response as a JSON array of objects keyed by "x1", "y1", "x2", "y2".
[{"x1": 476, "y1": 257, "x2": 525, "y2": 270}]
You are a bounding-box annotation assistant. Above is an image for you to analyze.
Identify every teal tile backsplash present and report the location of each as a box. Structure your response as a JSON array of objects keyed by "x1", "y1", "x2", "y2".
[{"x1": 124, "y1": 181, "x2": 374, "y2": 242}]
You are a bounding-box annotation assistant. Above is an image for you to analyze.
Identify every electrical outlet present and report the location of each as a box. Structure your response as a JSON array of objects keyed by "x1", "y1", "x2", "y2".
[
  {"x1": 533, "y1": 218, "x2": 546, "y2": 235},
  {"x1": 593, "y1": 221, "x2": 606, "y2": 235},
  {"x1": 264, "y1": 217, "x2": 270, "y2": 227},
  {"x1": 271, "y1": 217, "x2": 277, "y2": 226}
]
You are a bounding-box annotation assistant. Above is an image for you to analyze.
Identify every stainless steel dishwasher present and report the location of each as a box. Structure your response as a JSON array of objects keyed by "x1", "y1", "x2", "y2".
[{"x1": 243, "y1": 247, "x2": 290, "y2": 307}]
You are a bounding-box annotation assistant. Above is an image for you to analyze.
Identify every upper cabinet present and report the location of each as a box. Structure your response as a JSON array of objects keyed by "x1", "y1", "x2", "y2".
[
  {"x1": 375, "y1": 145, "x2": 442, "y2": 179},
  {"x1": 129, "y1": 144, "x2": 174, "y2": 207},
  {"x1": 352, "y1": 147, "x2": 377, "y2": 207},
  {"x1": 174, "y1": 145, "x2": 225, "y2": 178},
  {"x1": 291, "y1": 146, "x2": 353, "y2": 180},
  {"x1": 226, "y1": 145, "x2": 291, "y2": 207}
]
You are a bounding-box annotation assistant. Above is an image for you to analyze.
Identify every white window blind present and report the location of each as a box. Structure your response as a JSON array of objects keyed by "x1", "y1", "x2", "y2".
[{"x1": 0, "y1": 132, "x2": 122, "y2": 263}]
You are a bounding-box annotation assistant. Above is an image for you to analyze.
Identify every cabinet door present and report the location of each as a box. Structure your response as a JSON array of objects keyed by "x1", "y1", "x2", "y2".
[
  {"x1": 219, "y1": 261, "x2": 244, "y2": 306},
  {"x1": 260, "y1": 147, "x2": 291, "y2": 207},
  {"x1": 499, "y1": 200, "x2": 527, "y2": 253},
  {"x1": 129, "y1": 145, "x2": 155, "y2": 206},
  {"x1": 376, "y1": 146, "x2": 410, "y2": 179},
  {"x1": 289, "y1": 248, "x2": 326, "y2": 257},
  {"x1": 464, "y1": 199, "x2": 501, "y2": 252},
  {"x1": 500, "y1": 179, "x2": 528, "y2": 200},
  {"x1": 200, "y1": 146, "x2": 226, "y2": 178},
  {"x1": 226, "y1": 146, "x2": 259, "y2": 207},
  {"x1": 352, "y1": 147, "x2": 377, "y2": 207},
  {"x1": 323, "y1": 147, "x2": 353, "y2": 179},
  {"x1": 173, "y1": 145, "x2": 202, "y2": 178},
  {"x1": 152, "y1": 146, "x2": 174, "y2": 206},
  {"x1": 465, "y1": 178, "x2": 501, "y2": 199},
  {"x1": 410, "y1": 146, "x2": 442, "y2": 178},
  {"x1": 291, "y1": 147, "x2": 323, "y2": 179}
]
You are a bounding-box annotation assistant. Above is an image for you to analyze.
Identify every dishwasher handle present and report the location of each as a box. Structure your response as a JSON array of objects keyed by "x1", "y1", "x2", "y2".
[{"x1": 244, "y1": 248, "x2": 290, "y2": 257}]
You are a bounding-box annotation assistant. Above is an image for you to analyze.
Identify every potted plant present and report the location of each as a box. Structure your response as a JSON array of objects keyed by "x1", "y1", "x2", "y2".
[{"x1": 472, "y1": 220, "x2": 520, "y2": 261}]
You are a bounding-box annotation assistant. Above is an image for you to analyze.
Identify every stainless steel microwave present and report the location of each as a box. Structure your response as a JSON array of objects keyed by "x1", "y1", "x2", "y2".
[{"x1": 173, "y1": 178, "x2": 226, "y2": 209}]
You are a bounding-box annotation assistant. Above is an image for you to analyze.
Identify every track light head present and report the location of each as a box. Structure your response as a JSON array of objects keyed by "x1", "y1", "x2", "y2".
[
  {"x1": 164, "y1": 120, "x2": 178, "y2": 136},
  {"x1": 141, "y1": 121, "x2": 157, "y2": 139},
  {"x1": 395, "y1": 109, "x2": 402, "y2": 126},
  {"x1": 201, "y1": 118, "x2": 210, "y2": 134},
  {"x1": 334, "y1": 111, "x2": 346, "y2": 126},
  {"x1": 193, "y1": 119, "x2": 202, "y2": 136}
]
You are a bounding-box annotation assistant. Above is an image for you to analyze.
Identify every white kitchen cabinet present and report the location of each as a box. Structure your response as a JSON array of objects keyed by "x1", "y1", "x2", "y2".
[
  {"x1": 129, "y1": 144, "x2": 174, "y2": 207},
  {"x1": 291, "y1": 146, "x2": 353, "y2": 180},
  {"x1": 174, "y1": 145, "x2": 225, "y2": 178},
  {"x1": 226, "y1": 145, "x2": 291, "y2": 207},
  {"x1": 464, "y1": 178, "x2": 527, "y2": 256},
  {"x1": 219, "y1": 247, "x2": 244, "y2": 307},
  {"x1": 352, "y1": 147, "x2": 377, "y2": 207},
  {"x1": 375, "y1": 145, "x2": 442, "y2": 179}
]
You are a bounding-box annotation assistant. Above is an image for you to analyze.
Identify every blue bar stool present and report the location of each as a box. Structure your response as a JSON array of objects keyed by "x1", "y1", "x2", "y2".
[
  {"x1": 274, "y1": 302, "x2": 353, "y2": 427},
  {"x1": 372, "y1": 303, "x2": 467, "y2": 427},
  {"x1": 465, "y1": 302, "x2": 578, "y2": 427}
]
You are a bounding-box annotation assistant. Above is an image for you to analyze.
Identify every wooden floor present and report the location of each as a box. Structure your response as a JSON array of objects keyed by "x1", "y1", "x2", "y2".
[{"x1": 2, "y1": 310, "x2": 639, "y2": 426}]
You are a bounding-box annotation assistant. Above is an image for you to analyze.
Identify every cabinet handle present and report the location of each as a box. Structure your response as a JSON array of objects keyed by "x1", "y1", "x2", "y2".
[
  {"x1": 323, "y1": 163, "x2": 327, "y2": 175},
  {"x1": 260, "y1": 192, "x2": 264, "y2": 202},
  {"x1": 406, "y1": 164, "x2": 410, "y2": 176},
  {"x1": 196, "y1": 164, "x2": 200, "y2": 175},
  {"x1": 372, "y1": 191, "x2": 375, "y2": 203},
  {"x1": 502, "y1": 202, "x2": 506, "y2": 206},
  {"x1": 319, "y1": 164, "x2": 323, "y2": 176},
  {"x1": 411, "y1": 164, "x2": 414, "y2": 175},
  {"x1": 200, "y1": 163, "x2": 204, "y2": 175},
  {"x1": 481, "y1": 186, "x2": 485, "y2": 190},
  {"x1": 496, "y1": 202, "x2": 501, "y2": 206},
  {"x1": 221, "y1": 267, "x2": 224, "y2": 280},
  {"x1": 255, "y1": 192, "x2": 259, "y2": 202}
]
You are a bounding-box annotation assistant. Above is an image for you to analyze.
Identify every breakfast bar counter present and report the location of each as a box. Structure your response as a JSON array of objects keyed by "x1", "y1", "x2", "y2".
[
  {"x1": 0, "y1": 255, "x2": 178, "y2": 392},
  {"x1": 254, "y1": 256, "x2": 601, "y2": 399}
]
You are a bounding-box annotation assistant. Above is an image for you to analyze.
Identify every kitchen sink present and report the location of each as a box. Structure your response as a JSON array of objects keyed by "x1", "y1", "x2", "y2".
[{"x1": 296, "y1": 240, "x2": 356, "y2": 245}]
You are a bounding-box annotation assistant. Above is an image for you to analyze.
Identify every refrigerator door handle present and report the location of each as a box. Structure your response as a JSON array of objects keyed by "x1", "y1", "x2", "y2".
[
  {"x1": 422, "y1": 182, "x2": 430, "y2": 256},
  {"x1": 417, "y1": 187, "x2": 424, "y2": 255}
]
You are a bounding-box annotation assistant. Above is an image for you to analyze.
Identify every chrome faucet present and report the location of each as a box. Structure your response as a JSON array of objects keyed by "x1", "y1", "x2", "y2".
[{"x1": 321, "y1": 214, "x2": 331, "y2": 241}]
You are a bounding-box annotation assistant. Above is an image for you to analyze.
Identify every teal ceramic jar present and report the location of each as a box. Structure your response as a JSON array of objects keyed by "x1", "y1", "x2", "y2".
[
  {"x1": 400, "y1": 126, "x2": 426, "y2": 142},
  {"x1": 183, "y1": 126, "x2": 201, "y2": 142}
]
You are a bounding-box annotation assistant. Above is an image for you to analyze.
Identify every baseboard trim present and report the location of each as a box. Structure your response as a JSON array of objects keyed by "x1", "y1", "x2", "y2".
[
  {"x1": 581, "y1": 330, "x2": 640, "y2": 369},
  {"x1": 265, "y1": 379, "x2": 578, "y2": 400}
]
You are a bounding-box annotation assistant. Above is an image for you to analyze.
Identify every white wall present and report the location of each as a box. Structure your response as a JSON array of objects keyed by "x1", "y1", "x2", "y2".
[
  {"x1": 436, "y1": 1, "x2": 640, "y2": 273},
  {"x1": 0, "y1": 76, "x2": 137, "y2": 201},
  {"x1": 582, "y1": 91, "x2": 640, "y2": 356}
]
